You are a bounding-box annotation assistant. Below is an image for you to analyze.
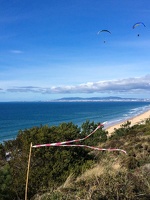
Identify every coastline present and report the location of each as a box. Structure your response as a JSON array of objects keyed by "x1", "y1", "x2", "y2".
[
  {"x1": 105, "y1": 109, "x2": 150, "y2": 136},
  {"x1": 0, "y1": 101, "x2": 150, "y2": 143}
]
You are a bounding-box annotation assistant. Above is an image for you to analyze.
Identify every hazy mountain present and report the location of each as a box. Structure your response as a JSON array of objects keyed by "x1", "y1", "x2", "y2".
[{"x1": 53, "y1": 96, "x2": 150, "y2": 102}]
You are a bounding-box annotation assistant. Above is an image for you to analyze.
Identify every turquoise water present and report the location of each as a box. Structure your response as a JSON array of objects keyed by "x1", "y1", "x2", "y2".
[{"x1": 0, "y1": 101, "x2": 150, "y2": 142}]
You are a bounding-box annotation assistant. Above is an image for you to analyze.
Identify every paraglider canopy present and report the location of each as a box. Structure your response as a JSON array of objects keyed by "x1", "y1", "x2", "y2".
[
  {"x1": 97, "y1": 30, "x2": 111, "y2": 35},
  {"x1": 132, "y1": 22, "x2": 146, "y2": 37},
  {"x1": 97, "y1": 29, "x2": 111, "y2": 43},
  {"x1": 132, "y1": 22, "x2": 146, "y2": 29}
]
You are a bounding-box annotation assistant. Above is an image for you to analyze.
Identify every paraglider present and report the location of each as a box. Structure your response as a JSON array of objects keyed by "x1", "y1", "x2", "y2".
[
  {"x1": 97, "y1": 29, "x2": 111, "y2": 43},
  {"x1": 132, "y1": 22, "x2": 146, "y2": 37},
  {"x1": 97, "y1": 30, "x2": 111, "y2": 34},
  {"x1": 133, "y1": 22, "x2": 146, "y2": 29}
]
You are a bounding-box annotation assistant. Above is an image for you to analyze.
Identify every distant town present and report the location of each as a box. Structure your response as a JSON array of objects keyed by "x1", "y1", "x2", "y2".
[{"x1": 52, "y1": 96, "x2": 150, "y2": 102}]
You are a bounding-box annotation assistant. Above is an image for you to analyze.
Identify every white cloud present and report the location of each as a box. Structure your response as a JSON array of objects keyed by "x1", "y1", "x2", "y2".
[
  {"x1": 5, "y1": 75, "x2": 150, "y2": 95},
  {"x1": 10, "y1": 50, "x2": 23, "y2": 54}
]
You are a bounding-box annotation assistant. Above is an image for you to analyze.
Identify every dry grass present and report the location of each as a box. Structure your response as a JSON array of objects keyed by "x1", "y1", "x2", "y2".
[
  {"x1": 76, "y1": 156, "x2": 125, "y2": 183},
  {"x1": 60, "y1": 173, "x2": 75, "y2": 188},
  {"x1": 76, "y1": 163, "x2": 104, "y2": 182},
  {"x1": 112, "y1": 161, "x2": 121, "y2": 171}
]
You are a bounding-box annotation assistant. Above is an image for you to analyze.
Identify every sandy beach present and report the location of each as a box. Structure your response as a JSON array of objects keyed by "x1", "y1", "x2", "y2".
[{"x1": 105, "y1": 109, "x2": 150, "y2": 136}]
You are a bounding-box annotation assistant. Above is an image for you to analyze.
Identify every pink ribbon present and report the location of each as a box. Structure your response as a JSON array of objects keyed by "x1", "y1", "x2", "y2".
[{"x1": 32, "y1": 124, "x2": 126, "y2": 154}]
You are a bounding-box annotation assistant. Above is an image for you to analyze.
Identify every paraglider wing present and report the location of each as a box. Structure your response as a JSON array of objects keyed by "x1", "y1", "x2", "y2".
[
  {"x1": 97, "y1": 29, "x2": 111, "y2": 34},
  {"x1": 132, "y1": 22, "x2": 146, "y2": 37},
  {"x1": 97, "y1": 29, "x2": 111, "y2": 43},
  {"x1": 132, "y1": 22, "x2": 146, "y2": 29}
]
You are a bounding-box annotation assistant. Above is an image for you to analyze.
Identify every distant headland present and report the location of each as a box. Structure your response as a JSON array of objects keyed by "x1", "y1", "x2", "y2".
[{"x1": 52, "y1": 96, "x2": 150, "y2": 102}]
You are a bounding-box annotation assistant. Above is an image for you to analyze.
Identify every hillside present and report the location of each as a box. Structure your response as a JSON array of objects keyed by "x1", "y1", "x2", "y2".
[
  {"x1": 33, "y1": 120, "x2": 150, "y2": 200},
  {"x1": 0, "y1": 120, "x2": 150, "y2": 200}
]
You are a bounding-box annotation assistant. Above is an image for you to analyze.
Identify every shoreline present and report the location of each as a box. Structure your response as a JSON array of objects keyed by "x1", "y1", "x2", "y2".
[{"x1": 105, "y1": 109, "x2": 150, "y2": 136}]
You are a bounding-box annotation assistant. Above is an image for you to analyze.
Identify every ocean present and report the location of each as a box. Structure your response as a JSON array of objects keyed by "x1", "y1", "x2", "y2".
[{"x1": 0, "y1": 101, "x2": 150, "y2": 143}]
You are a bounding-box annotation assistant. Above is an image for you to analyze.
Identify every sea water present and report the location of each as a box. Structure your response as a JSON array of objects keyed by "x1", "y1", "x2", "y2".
[{"x1": 0, "y1": 101, "x2": 150, "y2": 143}]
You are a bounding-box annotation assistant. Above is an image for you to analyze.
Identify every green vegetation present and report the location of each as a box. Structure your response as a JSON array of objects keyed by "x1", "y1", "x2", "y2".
[{"x1": 0, "y1": 119, "x2": 150, "y2": 199}]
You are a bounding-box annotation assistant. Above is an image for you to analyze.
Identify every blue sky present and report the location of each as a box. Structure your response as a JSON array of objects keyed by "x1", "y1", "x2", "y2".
[{"x1": 0, "y1": 0, "x2": 150, "y2": 101}]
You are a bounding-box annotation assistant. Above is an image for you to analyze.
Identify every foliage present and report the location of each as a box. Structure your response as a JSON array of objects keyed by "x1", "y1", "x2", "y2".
[
  {"x1": 2, "y1": 121, "x2": 102, "y2": 199},
  {"x1": 1, "y1": 118, "x2": 150, "y2": 199},
  {"x1": 110, "y1": 120, "x2": 131, "y2": 138},
  {"x1": 0, "y1": 144, "x2": 5, "y2": 160},
  {"x1": 81, "y1": 120, "x2": 107, "y2": 145},
  {"x1": 0, "y1": 164, "x2": 15, "y2": 200}
]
